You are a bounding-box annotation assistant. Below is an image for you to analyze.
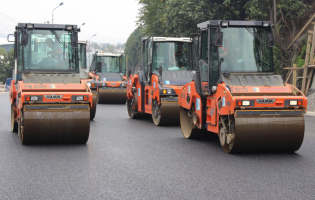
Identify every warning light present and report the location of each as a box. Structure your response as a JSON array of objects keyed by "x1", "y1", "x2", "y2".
[
  {"x1": 298, "y1": 101, "x2": 302, "y2": 106},
  {"x1": 84, "y1": 96, "x2": 88, "y2": 101},
  {"x1": 163, "y1": 89, "x2": 166, "y2": 94},
  {"x1": 91, "y1": 83, "x2": 95, "y2": 87},
  {"x1": 237, "y1": 101, "x2": 242, "y2": 106},
  {"x1": 26, "y1": 96, "x2": 30, "y2": 101}
]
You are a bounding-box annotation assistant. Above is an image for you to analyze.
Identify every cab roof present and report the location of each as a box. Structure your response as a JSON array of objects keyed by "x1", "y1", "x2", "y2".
[
  {"x1": 197, "y1": 20, "x2": 272, "y2": 29},
  {"x1": 95, "y1": 52, "x2": 122, "y2": 57},
  {"x1": 141, "y1": 37, "x2": 192, "y2": 43},
  {"x1": 17, "y1": 23, "x2": 79, "y2": 31}
]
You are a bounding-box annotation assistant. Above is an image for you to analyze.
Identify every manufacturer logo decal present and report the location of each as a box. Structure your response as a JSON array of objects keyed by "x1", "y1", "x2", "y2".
[
  {"x1": 256, "y1": 98, "x2": 276, "y2": 104},
  {"x1": 49, "y1": 84, "x2": 56, "y2": 89},
  {"x1": 222, "y1": 97, "x2": 226, "y2": 107},
  {"x1": 44, "y1": 94, "x2": 63, "y2": 99},
  {"x1": 165, "y1": 80, "x2": 170, "y2": 85},
  {"x1": 196, "y1": 98, "x2": 200, "y2": 111},
  {"x1": 138, "y1": 88, "x2": 140, "y2": 96},
  {"x1": 253, "y1": 87, "x2": 260, "y2": 92}
]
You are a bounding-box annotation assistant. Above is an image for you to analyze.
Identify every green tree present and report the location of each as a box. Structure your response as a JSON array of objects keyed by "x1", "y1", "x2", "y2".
[
  {"x1": 107, "y1": 44, "x2": 115, "y2": 53},
  {"x1": 125, "y1": 27, "x2": 145, "y2": 75},
  {"x1": 137, "y1": 0, "x2": 167, "y2": 36},
  {"x1": 138, "y1": 0, "x2": 248, "y2": 37},
  {"x1": 0, "y1": 48, "x2": 14, "y2": 83},
  {"x1": 0, "y1": 47, "x2": 6, "y2": 55},
  {"x1": 135, "y1": 0, "x2": 314, "y2": 79},
  {"x1": 245, "y1": 0, "x2": 313, "y2": 76}
]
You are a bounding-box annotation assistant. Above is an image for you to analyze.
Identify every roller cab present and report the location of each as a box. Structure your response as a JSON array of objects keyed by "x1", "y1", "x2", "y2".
[
  {"x1": 9, "y1": 23, "x2": 92, "y2": 144},
  {"x1": 78, "y1": 40, "x2": 98, "y2": 120},
  {"x1": 178, "y1": 20, "x2": 307, "y2": 153},
  {"x1": 127, "y1": 37, "x2": 196, "y2": 125},
  {"x1": 89, "y1": 52, "x2": 127, "y2": 104}
]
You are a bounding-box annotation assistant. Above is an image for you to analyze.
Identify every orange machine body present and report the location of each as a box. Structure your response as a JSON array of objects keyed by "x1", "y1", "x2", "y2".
[
  {"x1": 127, "y1": 73, "x2": 183, "y2": 115},
  {"x1": 88, "y1": 52, "x2": 127, "y2": 103},
  {"x1": 10, "y1": 80, "x2": 93, "y2": 123},
  {"x1": 177, "y1": 20, "x2": 306, "y2": 153},
  {"x1": 9, "y1": 23, "x2": 92, "y2": 144},
  {"x1": 126, "y1": 36, "x2": 194, "y2": 125},
  {"x1": 178, "y1": 81, "x2": 307, "y2": 134}
]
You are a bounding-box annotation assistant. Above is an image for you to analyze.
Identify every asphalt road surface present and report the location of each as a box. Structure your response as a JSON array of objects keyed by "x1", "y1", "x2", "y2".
[{"x1": 1, "y1": 93, "x2": 315, "y2": 199}]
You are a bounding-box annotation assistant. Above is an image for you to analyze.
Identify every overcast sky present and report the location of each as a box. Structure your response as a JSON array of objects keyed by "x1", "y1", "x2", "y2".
[{"x1": 0, "y1": 0, "x2": 141, "y2": 44}]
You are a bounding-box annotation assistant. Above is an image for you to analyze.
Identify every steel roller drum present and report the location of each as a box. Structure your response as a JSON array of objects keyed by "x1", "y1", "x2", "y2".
[
  {"x1": 222, "y1": 111, "x2": 305, "y2": 153},
  {"x1": 153, "y1": 102, "x2": 180, "y2": 126},
  {"x1": 99, "y1": 90, "x2": 127, "y2": 104},
  {"x1": 21, "y1": 104, "x2": 90, "y2": 144},
  {"x1": 90, "y1": 93, "x2": 98, "y2": 120}
]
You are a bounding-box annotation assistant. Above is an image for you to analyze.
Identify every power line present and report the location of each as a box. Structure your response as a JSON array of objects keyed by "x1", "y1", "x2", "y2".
[
  {"x1": 0, "y1": 11, "x2": 20, "y2": 23},
  {"x1": 0, "y1": 20, "x2": 12, "y2": 33},
  {"x1": 0, "y1": 13, "x2": 18, "y2": 24}
]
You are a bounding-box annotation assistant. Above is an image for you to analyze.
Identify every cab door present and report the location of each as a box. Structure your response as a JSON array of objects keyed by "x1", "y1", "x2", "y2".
[
  {"x1": 120, "y1": 53, "x2": 126, "y2": 75},
  {"x1": 199, "y1": 29, "x2": 211, "y2": 94},
  {"x1": 144, "y1": 36, "x2": 153, "y2": 114}
]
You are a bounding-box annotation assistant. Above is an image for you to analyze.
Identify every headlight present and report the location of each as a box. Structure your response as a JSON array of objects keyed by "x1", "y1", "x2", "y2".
[
  {"x1": 76, "y1": 96, "x2": 84, "y2": 101},
  {"x1": 221, "y1": 21, "x2": 229, "y2": 26},
  {"x1": 87, "y1": 82, "x2": 96, "y2": 88},
  {"x1": 26, "y1": 24, "x2": 34, "y2": 29},
  {"x1": 289, "y1": 100, "x2": 302, "y2": 106},
  {"x1": 99, "y1": 82, "x2": 107, "y2": 87},
  {"x1": 289, "y1": 100, "x2": 297, "y2": 106},
  {"x1": 160, "y1": 87, "x2": 176, "y2": 95},
  {"x1": 263, "y1": 22, "x2": 269, "y2": 27},
  {"x1": 30, "y1": 96, "x2": 38, "y2": 101},
  {"x1": 120, "y1": 82, "x2": 127, "y2": 87},
  {"x1": 66, "y1": 25, "x2": 73, "y2": 30},
  {"x1": 26, "y1": 96, "x2": 40, "y2": 101},
  {"x1": 237, "y1": 100, "x2": 251, "y2": 106},
  {"x1": 242, "y1": 101, "x2": 250, "y2": 106}
]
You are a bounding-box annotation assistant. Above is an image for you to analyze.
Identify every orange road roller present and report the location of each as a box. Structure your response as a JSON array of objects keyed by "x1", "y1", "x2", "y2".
[
  {"x1": 89, "y1": 52, "x2": 127, "y2": 104},
  {"x1": 178, "y1": 20, "x2": 307, "y2": 153},
  {"x1": 127, "y1": 37, "x2": 196, "y2": 125},
  {"x1": 9, "y1": 23, "x2": 93, "y2": 144}
]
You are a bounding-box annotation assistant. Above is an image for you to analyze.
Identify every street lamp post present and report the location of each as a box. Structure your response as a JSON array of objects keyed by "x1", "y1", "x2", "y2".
[
  {"x1": 52, "y1": 2, "x2": 64, "y2": 24},
  {"x1": 88, "y1": 34, "x2": 97, "y2": 66},
  {"x1": 79, "y1": 23, "x2": 85, "y2": 29}
]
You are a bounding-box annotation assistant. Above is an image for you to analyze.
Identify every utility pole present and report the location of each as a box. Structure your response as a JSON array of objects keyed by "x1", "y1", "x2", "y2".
[{"x1": 52, "y1": 2, "x2": 64, "y2": 24}]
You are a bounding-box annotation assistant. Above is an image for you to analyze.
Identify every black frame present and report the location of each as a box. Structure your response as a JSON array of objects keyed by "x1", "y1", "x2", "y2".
[
  {"x1": 14, "y1": 23, "x2": 80, "y2": 79},
  {"x1": 196, "y1": 20, "x2": 275, "y2": 94}
]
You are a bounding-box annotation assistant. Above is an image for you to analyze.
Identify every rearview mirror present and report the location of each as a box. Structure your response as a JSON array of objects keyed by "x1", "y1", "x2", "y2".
[
  {"x1": 267, "y1": 31, "x2": 275, "y2": 47},
  {"x1": 71, "y1": 33, "x2": 78, "y2": 48},
  {"x1": 158, "y1": 65, "x2": 162, "y2": 77},
  {"x1": 7, "y1": 34, "x2": 14, "y2": 42},
  {"x1": 21, "y1": 32, "x2": 29, "y2": 47},
  {"x1": 97, "y1": 62, "x2": 102, "y2": 72},
  {"x1": 148, "y1": 62, "x2": 152, "y2": 72},
  {"x1": 215, "y1": 31, "x2": 223, "y2": 47}
]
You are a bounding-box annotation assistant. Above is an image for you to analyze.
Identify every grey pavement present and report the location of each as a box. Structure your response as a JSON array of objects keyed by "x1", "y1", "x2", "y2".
[{"x1": 0, "y1": 93, "x2": 315, "y2": 200}]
